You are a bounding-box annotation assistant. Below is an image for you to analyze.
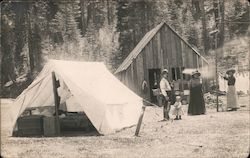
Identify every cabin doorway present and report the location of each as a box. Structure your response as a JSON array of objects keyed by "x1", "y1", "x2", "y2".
[{"x1": 148, "y1": 69, "x2": 161, "y2": 104}]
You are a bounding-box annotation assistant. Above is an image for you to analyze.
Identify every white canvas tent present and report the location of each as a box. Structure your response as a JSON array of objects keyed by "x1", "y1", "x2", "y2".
[{"x1": 8, "y1": 60, "x2": 143, "y2": 136}]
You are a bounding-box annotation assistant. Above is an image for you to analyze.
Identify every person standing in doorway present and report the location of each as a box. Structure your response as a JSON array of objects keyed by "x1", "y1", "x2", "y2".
[
  {"x1": 160, "y1": 69, "x2": 172, "y2": 120},
  {"x1": 223, "y1": 68, "x2": 238, "y2": 111}
]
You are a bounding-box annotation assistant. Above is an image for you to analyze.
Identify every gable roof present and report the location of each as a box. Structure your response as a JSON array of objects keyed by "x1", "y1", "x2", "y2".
[
  {"x1": 115, "y1": 22, "x2": 209, "y2": 74},
  {"x1": 8, "y1": 60, "x2": 143, "y2": 136}
]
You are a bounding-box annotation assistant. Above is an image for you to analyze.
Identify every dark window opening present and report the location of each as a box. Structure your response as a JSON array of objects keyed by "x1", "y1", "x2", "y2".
[
  {"x1": 171, "y1": 67, "x2": 181, "y2": 81},
  {"x1": 176, "y1": 68, "x2": 181, "y2": 80},
  {"x1": 171, "y1": 68, "x2": 176, "y2": 81}
]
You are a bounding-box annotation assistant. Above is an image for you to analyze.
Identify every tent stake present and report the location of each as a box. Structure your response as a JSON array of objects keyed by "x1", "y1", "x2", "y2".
[
  {"x1": 135, "y1": 105, "x2": 146, "y2": 136},
  {"x1": 52, "y1": 72, "x2": 61, "y2": 136},
  {"x1": 134, "y1": 99, "x2": 161, "y2": 136}
]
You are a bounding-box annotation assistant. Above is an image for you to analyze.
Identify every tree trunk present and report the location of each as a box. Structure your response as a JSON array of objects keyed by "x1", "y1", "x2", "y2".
[
  {"x1": 200, "y1": 0, "x2": 209, "y2": 54},
  {"x1": 218, "y1": 0, "x2": 225, "y2": 48},
  {"x1": 107, "y1": 0, "x2": 111, "y2": 25},
  {"x1": 80, "y1": 0, "x2": 87, "y2": 35},
  {"x1": 27, "y1": 10, "x2": 34, "y2": 73},
  {"x1": 87, "y1": 0, "x2": 92, "y2": 26},
  {"x1": 213, "y1": 0, "x2": 219, "y2": 25}
]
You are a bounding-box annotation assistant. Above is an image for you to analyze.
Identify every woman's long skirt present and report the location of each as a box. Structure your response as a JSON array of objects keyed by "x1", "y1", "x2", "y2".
[
  {"x1": 188, "y1": 85, "x2": 206, "y2": 115},
  {"x1": 227, "y1": 85, "x2": 238, "y2": 109}
]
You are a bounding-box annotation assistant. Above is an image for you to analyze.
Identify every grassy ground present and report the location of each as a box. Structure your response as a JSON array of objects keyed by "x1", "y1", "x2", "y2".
[{"x1": 1, "y1": 96, "x2": 249, "y2": 158}]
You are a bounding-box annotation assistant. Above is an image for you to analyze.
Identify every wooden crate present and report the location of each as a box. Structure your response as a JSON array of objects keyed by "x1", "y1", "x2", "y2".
[
  {"x1": 43, "y1": 116, "x2": 57, "y2": 137},
  {"x1": 60, "y1": 113, "x2": 91, "y2": 131},
  {"x1": 17, "y1": 115, "x2": 43, "y2": 137}
]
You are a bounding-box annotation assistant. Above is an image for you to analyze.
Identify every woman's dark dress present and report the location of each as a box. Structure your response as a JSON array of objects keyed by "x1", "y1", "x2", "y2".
[{"x1": 188, "y1": 79, "x2": 206, "y2": 115}]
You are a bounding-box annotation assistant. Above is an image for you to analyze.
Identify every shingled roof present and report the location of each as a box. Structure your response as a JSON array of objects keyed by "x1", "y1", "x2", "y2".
[{"x1": 115, "y1": 22, "x2": 208, "y2": 74}]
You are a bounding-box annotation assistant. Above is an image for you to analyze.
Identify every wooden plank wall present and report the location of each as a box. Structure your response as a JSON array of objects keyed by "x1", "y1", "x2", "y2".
[
  {"x1": 170, "y1": 30, "x2": 178, "y2": 67},
  {"x1": 182, "y1": 43, "x2": 188, "y2": 68},
  {"x1": 199, "y1": 56, "x2": 202, "y2": 68},
  {"x1": 132, "y1": 59, "x2": 138, "y2": 94},
  {"x1": 141, "y1": 47, "x2": 150, "y2": 100},
  {"x1": 126, "y1": 66, "x2": 133, "y2": 90},
  {"x1": 196, "y1": 56, "x2": 200, "y2": 69},
  {"x1": 136, "y1": 53, "x2": 144, "y2": 97},
  {"x1": 152, "y1": 34, "x2": 158, "y2": 68},
  {"x1": 175, "y1": 33, "x2": 183, "y2": 66},
  {"x1": 193, "y1": 52, "x2": 198, "y2": 68},
  {"x1": 157, "y1": 31, "x2": 164, "y2": 69},
  {"x1": 161, "y1": 25, "x2": 169, "y2": 70},
  {"x1": 165, "y1": 26, "x2": 173, "y2": 79},
  {"x1": 188, "y1": 47, "x2": 195, "y2": 68},
  {"x1": 146, "y1": 40, "x2": 153, "y2": 69}
]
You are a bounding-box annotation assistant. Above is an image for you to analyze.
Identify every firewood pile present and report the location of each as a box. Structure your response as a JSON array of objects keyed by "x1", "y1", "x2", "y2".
[{"x1": 204, "y1": 93, "x2": 225, "y2": 108}]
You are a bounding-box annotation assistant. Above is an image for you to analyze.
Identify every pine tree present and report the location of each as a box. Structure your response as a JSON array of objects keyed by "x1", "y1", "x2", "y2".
[
  {"x1": 85, "y1": 19, "x2": 99, "y2": 61},
  {"x1": 227, "y1": 0, "x2": 250, "y2": 37},
  {"x1": 183, "y1": 4, "x2": 199, "y2": 47},
  {"x1": 27, "y1": 1, "x2": 49, "y2": 73},
  {"x1": 1, "y1": 2, "x2": 17, "y2": 87},
  {"x1": 49, "y1": 1, "x2": 82, "y2": 59},
  {"x1": 50, "y1": 11, "x2": 64, "y2": 44},
  {"x1": 200, "y1": 0, "x2": 210, "y2": 54},
  {"x1": 116, "y1": 0, "x2": 157, "y2": 68}
]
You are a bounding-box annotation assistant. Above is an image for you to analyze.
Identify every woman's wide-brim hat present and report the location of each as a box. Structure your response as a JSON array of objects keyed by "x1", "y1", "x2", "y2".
[
  {"x1": 226, "y1": 68, "x2": 236, "y2": 74},
  {"x1": 191, "y1": 70, "x2": 201, "y2": 76}
]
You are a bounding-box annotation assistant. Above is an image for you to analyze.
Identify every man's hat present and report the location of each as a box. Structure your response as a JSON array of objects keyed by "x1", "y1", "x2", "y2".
[
  {"x1": 191, "y1": 70, "x2": 201, "y2": 76},
  {"x1": 162, "y1": 69, "x2": 168, "y2": 75},
  {"x1": 226, "y1": 68, "x2": 236, "y2": 74}
]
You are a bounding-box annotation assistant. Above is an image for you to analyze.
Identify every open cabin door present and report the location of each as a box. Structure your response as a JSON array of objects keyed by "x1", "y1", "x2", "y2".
[{"x1": 148, "y1": 69, "x2": 161, "y2": 104}]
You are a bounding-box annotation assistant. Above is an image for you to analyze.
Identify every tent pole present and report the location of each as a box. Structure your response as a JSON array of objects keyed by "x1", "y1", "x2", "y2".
[{"x1": 52, "y1": 71, "x2": 61, "y2": 136}]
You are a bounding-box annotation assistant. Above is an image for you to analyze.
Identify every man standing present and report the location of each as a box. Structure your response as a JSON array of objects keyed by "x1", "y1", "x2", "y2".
[{"x1": 160, "y1": 69, "x2": 172, "y2": 120}]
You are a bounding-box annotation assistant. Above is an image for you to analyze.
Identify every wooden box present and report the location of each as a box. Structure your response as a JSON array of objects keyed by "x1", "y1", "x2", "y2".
[
  {"x1": 43, "y1": 116, "x2": 57, "y2": 137},
  {"x1": 17, "y1": 115, "x2": 43, "y2": 137},
  {"x1": 60, "y1": 113, "x2": 91, "y2": 131}
]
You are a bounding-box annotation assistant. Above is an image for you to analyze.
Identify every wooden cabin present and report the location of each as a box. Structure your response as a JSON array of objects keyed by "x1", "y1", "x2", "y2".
[{"x1": 115, "y1": 22, "x2": 209, "y2": 104}]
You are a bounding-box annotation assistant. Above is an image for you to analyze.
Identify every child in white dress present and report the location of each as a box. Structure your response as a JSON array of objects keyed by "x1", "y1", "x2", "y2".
[{"x1": 172, "y1": 96, "x2": 184, "y2": 120}]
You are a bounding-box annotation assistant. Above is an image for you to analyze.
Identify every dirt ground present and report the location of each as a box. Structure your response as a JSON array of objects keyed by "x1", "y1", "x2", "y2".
[{"x1": 1, "y1": 96, "x2": 249, "y2": 158}]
